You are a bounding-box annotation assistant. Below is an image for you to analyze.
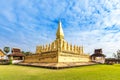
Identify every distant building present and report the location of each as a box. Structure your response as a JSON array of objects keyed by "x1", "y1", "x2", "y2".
[
  {"x1": 8, "y1": 48, "x2": 25, "y2": 64},
  {"x1": 0, "y1": 49, "x2": 5, "y2": 59},
  {"x1": 91, "y1": 49, "x2": 106, "y2": 63},
  {"x1": 0, "y1": 49, "x2": 9, "y2": 64},
  {"x1": 105, "y1": 58, "x2": 120, "y2": 64}
]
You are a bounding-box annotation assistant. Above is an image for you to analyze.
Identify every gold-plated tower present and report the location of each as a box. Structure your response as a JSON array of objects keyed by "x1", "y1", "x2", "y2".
[{"x1": 56, "y1": 21, "x2": 64, "y2": 39}]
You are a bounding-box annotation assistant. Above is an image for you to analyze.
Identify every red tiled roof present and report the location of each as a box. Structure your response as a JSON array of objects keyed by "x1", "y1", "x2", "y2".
[
  {"x1": 7, "y1": 48, "x2": 25, "y2": 57},
  {"x1": 8, "y1": 53, "x2": 25, "y2": 57},
  {"x1": 12, "y1": 48, "x2": 21, "y2": 53}
]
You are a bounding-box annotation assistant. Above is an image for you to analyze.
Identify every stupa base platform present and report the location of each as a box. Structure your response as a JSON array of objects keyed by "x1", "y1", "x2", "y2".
[{"x1": 17, "y1": 62, "x2": 97, "y2": 69}]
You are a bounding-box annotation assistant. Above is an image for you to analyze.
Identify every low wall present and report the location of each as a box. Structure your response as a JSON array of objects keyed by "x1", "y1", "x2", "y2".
[
  {"x1": 12, "y1": 60, "x2": 23, "y2": 64},
  {"x1": 58, "y1": 52, "x2": 90, "y2": 62},
  {"x1": 24, "y1": 53, "x2": 58, "y2": 63},
  {"x1": 24, "y1": 52, "x2": 90, "y2": 63}
]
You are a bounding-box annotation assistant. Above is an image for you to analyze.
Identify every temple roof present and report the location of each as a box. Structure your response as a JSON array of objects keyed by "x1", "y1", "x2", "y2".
[
  {"x1": 8, "y1": 53, "x2": 25, "y2": 57},
  {"x1": 94, "y1": 49, "x2": 102, "y2": 54},
  {"x1": 12, "y1": 48, "x2": 21, "y2": 54},
  {"x1": 91, "y1": 49, "x2": 106, "y2": 57},
  {"x1": 0, "y1": 49, "x2": 5, "y2": 56},
  {"x1": 8, "y1": 48, "x2": 25, "y2": 57},
  {"x1": 56, "y1": 21, "x2": 64, "y2": 39},
  {"x1": 90, "y1": 53, "x2": 105, "y2": 57}
]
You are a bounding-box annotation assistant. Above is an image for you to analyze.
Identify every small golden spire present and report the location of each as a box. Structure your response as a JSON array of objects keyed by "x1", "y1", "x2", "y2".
[{"x1": 56, "y1": 21, "x2": 64, "y2": 39}]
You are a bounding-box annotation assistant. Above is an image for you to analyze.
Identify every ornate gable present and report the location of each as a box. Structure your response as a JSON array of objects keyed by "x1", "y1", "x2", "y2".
[{"x1": 0, "y1": 49, "x2": 5, "y2": 57}]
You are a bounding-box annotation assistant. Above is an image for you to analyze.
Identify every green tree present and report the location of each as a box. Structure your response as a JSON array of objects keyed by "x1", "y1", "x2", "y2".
[
  {"x1": 113, "y1": 50, "x2": 120, "y2": 59},
  {"x1": 4, "y1": 47, "x2": 10, "y2": 54},
  {"x1": 22, "y1": 51, "x2": 32, "y2": 56}
]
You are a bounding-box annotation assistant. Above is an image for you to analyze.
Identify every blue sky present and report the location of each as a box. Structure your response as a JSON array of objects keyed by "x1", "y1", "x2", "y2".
[{"x1": 0, "y1": 0, "x2": 120, "y2": 57}]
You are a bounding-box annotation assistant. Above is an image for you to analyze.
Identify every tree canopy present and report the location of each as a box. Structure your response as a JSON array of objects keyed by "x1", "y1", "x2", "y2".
[{"x1": 113, "y1": 50, "x2": 120, "y2": 59}]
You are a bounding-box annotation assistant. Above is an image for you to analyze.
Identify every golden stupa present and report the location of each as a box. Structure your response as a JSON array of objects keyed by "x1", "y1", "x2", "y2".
[{"x1": 24, "y1": 21, "x2": 90, "y2": 63}]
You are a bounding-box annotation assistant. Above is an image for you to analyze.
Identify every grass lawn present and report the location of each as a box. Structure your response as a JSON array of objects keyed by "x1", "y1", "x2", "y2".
[{"x1": 0, "y1": 64, "x2": 120, "y2": 80}]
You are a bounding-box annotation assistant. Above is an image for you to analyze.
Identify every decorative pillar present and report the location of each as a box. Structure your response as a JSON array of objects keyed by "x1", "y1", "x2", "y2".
[
  {"x1": 81, "y1": 46, "x2": 84, "y2": 54},
  {"x1": 58, "y1": 39, "x2": 62, "y2": 51},
  {"x1": 78, "y1": 46, "x2": 80, "y2": 54},
  {"x1": 76, "y1": 46, "x2": 78, "y2": 53},
  {"x1": 64, "y1": 42, "x2": 66, "y2": 51},
  {"x1": 53, "y1": 42, "x2": 56, "y2": 50},
  {"x1": 66, "y1": 42, "x2": 69, "y2": 51},
  {"x1": 62, "y1": 41, "x2": 65, "y2": 51},
  {"x1": 51, "y1": 42, "x2": 54, "y2": 51},
  {"x1": 48, "y1": 44, "x2": 51, "y2": 51},
  {"x1": 70, "y1": 44, "x2": 72, "y2": 51},
  {"x1": 74, "y1": 45, "x2": 76, "y2": 52},
  {"x1": 46, "y1": 44, "x2": 48, "y2": 51},
  {"x1": 42, "y1": 45, "x2": 45, "y2": 52}
]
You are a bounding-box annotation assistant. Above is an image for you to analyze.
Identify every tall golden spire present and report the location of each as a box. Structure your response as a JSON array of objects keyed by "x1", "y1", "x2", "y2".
[{"x1": 56, "y1": 21, "x2": 64, "y2": 39}]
